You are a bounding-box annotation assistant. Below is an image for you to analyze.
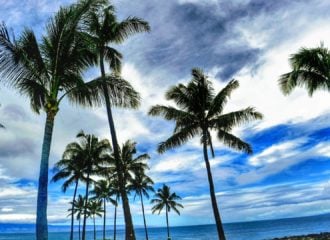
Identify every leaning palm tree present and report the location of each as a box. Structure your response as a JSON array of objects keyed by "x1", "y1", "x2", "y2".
[
  {"x1": 90, "y1": 179, "x2": 116, "y2": 240},
  {"x1": 84, "y1": 5, "x2": 150, "y2": 239},
  {"x1": 151, "y1": 184, "x2": 183, "y2": 240},
  {"x1": 87, "y1": 199, "x2": 103, "y2": 240},
  {"x1": 128, "y1": 171, "x2": 154, "y2": 240},
  {"x1": 71, "y1": 195, "x2": 85, "y2": 240},
  {"x1": 149, "y1": 68, "x2": 263, "y2": 240},
  {"x1": 279, "y1": 44, "x2": 330, "y2": 96},
  {"x1": 67, "y1": 131, "x2": 111, "y2": 240},
  {"x1": 51, "y1": 143, "x2": 87, "y2": 240},
  {"x1": 0, "y1": 1, "x2": 109, "y2": 239}
]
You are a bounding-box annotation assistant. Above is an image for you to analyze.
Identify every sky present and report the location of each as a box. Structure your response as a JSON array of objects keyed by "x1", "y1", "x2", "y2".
[{"x1": 0, "y1": 0, "x2": 330, "y2": 228}]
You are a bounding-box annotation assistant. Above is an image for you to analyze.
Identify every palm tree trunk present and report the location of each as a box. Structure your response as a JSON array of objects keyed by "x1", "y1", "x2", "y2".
[
  {"x1": 70, "y1": 180, "x2": 79, "y2": 240},
  {"x1": 165, "y1": 206, "x2": 170, "y2": 240},
  {"x1": 36, "y1": 113, "x2": 55, "y2": 240},
  {"x1": 140, "y1": 193, "x2": 149, "y2": 240},
  {"x1": 93, "y1": 216, "x2": 96, "y2": 240},
  {"x1": 99, "y1": 53, "x2": 136, "y2": 240},
  {"x1": 103, "y1": 199, "x2": 106, "y2": 240},
  {"x1": 82, "y1": 172, "x2": 91, "y2": 240},
  {"x1": 202, "y1": 130, "x2": 226, "y2": 240},
  {"x1": 79, "y1": 218, "x2": 81, "y2": 240},
  {"x1": 113, "y1": 196, "x2": 118, "y2": 240}
]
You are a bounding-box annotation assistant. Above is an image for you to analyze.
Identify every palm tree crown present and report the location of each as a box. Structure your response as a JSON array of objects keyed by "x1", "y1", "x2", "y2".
[
  {"x1": 151, "y1": 184, "x2": 183, "y2": 215},
  {"x1": 279, "y1": 44, "x2": 330, "y2": 96},
  {"x1": 149, "y1": 68, "x2": 262, "y2": 155},
  {"x1": 149, "y1": 68, "x2": 262, "y2": 240}
]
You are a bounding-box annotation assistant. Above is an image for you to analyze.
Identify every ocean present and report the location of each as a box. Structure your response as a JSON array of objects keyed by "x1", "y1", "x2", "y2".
[{"x1": 0, "y1": 214, "x2": 329, "y2": 240}]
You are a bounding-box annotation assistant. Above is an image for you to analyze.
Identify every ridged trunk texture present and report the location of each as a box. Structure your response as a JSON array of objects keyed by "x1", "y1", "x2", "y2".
[
  {"x1": 202, "y1": 130, "x2": 226, "y2": 240},
  {"x1": 36, "y1": 113, "x2": 55, "y2": 240},
  {"x1": 99, "y1": 53, "x2": 136, "y2": 240}
]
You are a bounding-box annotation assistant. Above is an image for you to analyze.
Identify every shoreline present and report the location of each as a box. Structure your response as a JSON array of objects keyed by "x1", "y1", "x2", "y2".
[{"x1": 272, "y1": 232, "x2": 330, "y2": 240}]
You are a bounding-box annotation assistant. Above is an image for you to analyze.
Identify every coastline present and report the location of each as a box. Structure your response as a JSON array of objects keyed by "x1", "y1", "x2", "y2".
[{"x1": 272, "y1": 232, "x2": 330, "y2": 240}]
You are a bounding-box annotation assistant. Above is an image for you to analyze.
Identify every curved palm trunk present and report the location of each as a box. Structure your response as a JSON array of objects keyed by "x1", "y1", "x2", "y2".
[
  {"x1": 103, "y1": 198, "x2": 106, "y2": 240},
  {"x1": 99, "y1": 53, "x2": 136, "y2": 240},
  {"x1": 93, "y1": 216, "x2": 96, "y2": 240},
  {"x1": 202, "y1": 130, "x2": 226, "y2": 240},
  {"x1": 70, "y1": 180, "x2": 79, "y2": 240},
  {"x1": 36, "y1": 113, "x2": 55, "y2": 240},
  {"x1": 140, "y1": 193, "x2": 149, "y2": 240},
  {"x1": 113, "y1": 196, "x2": 118, "y2": 240},
  {"x1": 82, "y1": 172, "x2": 91, "y2": 240},
  {"x1": 165, "y1": 206, "x2": 170, "y2": 240}
]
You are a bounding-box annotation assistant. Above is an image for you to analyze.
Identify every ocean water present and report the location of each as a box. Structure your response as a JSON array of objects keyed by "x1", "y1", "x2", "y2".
[{"x1": 0, "y1": 214, "x2": 329, "y2": 240}]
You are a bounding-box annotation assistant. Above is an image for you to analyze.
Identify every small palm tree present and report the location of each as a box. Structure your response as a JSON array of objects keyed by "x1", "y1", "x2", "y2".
[
  {"x1": 0, "y1": 1, "x2": 109, "y2": 239},
  {"x1": 279, "y1": 44, "x2": 330, "y2": 96},
  {"x1": 66, "y1": 131, "x2": 111, "y2": 240},
  {"x1": 128, "y1": 171, "x2": 154, "y2": 240},
  {"x1": 90, "y1": 179, "x2": 116, "y2": 240},
  {"x1": 151, "y1": 185, "x2": 183, "y2": 240},
  {"x1": 71, "y1": 195, "x2": 85, "y2": 240},
  {"x1": 149, "y1": 68, "x2": 262, "y2": 240},
  {"x1": 87, "y1": 199, "x2": 103, "y2": 240},
  {"x1": 51, "y1": 143, "x2": 87, "y2": 240},
  {"x1": 85, "y1": 5, "x2": 150, "y2": 239}
]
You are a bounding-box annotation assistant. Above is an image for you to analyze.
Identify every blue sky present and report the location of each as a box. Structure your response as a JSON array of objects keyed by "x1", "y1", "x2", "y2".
[{"x1": 0, "y1": 0, "x2": 330, "y2": 227}]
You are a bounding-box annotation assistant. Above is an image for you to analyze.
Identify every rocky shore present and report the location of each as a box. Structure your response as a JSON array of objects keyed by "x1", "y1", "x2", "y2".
[{"x1": 272, "y1": 232, "x2": 330, "y2": 240}]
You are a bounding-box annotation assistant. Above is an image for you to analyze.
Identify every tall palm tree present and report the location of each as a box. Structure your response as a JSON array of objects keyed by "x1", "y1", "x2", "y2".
[
  {"x1": 279, "y1": 44, "x2": 330, "y2": 96},
  {"x1": 149, "y1": 68, "x2": 263, "y2": 240},
  {"x1": 151, "y1": 184, "x2": 183, "y2": 240},
  {"x1": 87, "y1": 199, "x2": 103, "y2": 240},
  {"x1": 85, "y1": 5, "x2": 150, "y2": 239},
  {"x1": 51, "y1": 142, "x2": 87, "y2": 240},
  {"x1": 90, "y1": 179, "x2": 116, "y2": 240},
  {"x1": 128, "y1": 171, "x2": 154, "y2": 240},
  {"x1": 71, "y1": 195, "x2": 85, "y2": 240},
  {"x1": 0, "y1": 1, "x2": 109, "y2": 239},
  {"x1": 67, "y1": 131, "x2": 111, "y2": 240}
]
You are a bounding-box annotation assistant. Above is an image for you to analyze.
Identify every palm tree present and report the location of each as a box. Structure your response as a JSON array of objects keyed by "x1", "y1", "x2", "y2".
[
  {"x1": 279, "y1": 44, "x2": 330, "y2": 96},
  {"x1": 51, "y1": 142, "x2": 87, "y2": 240},
  {"x1": 90, "y1": 179, "x2": 116, "y2": 240},
  {"x1": 0, "y1": 1, "x2": 109, "y2": 239},
  {"x1": 71, "y1": 195, "x2": 85, "y2": 240},
  {"x1": 128, "y1": 171, "x2": 154, "y2": 240},
  {"x1": 87, "y1": 199, "x2": 103, "y2": 240},
  {"x1": 149, "y1": 68, "x2": 263, "y2": 240},
  {"x1": 66, "y1": 131, "x2": 111, "y2": 240},
  {"x1": 85, "y1": 5, "x2": 150, "y2": 239},
  {"x1": 118, "y1": 140, "x2": 150, "y2": 185},
  {"x1": 151, "y1": 184, "x2": 183, "y2": 240},
  {"x1": 109, "y1": 175, "x2": 121, "y2": 240}
]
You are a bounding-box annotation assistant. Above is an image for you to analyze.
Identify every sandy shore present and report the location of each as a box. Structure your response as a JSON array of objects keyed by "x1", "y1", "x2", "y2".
[{"x1": 272, "y1": 232, "x2": 330, "y2": 240}]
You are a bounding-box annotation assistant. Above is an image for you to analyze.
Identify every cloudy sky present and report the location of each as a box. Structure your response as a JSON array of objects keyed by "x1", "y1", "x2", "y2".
[{"x1": 0, "y1": 0, "x2": 330, "y2": 227}]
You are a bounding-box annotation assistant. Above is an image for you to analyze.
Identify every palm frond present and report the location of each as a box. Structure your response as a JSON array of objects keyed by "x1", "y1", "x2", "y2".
[
  {"x1": 217, "y1": 130, "x2": 252, "y2": 154},
  {"x1": 157, "y1": 125, "x2": 200, "y2": 153},
  {"x1": 114, "y1": 17, "x2": 150, "y2": 43}
]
